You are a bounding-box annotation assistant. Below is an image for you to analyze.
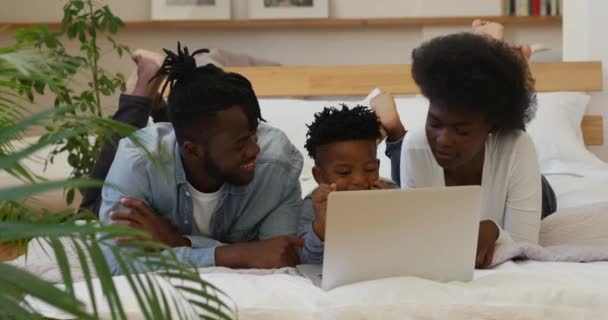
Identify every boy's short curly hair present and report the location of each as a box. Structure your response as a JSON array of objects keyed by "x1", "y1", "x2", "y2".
[
  {"x1": 304, "y1": 105, "x2": 381, "y2": 160},
  {"x1": 411, "y1": 33, "x2": 537, "y2": 131}
]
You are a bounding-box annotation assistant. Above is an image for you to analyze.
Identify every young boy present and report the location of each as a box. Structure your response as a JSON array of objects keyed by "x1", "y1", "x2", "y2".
[{"x1": 299, "y1": 105, "x2": 395, "y2": 264}]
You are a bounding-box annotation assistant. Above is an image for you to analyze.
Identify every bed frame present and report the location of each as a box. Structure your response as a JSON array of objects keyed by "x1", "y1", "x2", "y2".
[{"x1": 226, "y1": 62, "x2": 604, "y2": 146}]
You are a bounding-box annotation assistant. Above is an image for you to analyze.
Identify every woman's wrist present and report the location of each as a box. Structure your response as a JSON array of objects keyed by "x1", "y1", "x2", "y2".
[{"x1": 385, "y1": 123, "x2": 407, "y2": 142}]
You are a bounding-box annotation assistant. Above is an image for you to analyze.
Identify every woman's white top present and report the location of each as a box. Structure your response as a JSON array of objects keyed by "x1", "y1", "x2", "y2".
[{"x1": 400, "y1": 128, "x2": 541, "y2": 244}]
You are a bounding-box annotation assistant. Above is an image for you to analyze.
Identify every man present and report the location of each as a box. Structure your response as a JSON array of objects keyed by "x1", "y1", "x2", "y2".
[{"x1": 99, "y1": 44, "x2": 304, "y2": 275}]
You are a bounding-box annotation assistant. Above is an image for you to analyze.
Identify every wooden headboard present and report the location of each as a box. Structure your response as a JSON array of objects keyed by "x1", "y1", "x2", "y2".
[{"x1": 225, "y1": 62, "x2": 604, "y2": 146}]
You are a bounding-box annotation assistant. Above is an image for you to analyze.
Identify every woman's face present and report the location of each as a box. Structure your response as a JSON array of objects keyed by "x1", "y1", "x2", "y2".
[{"x1": 425, "y1": 103, "x2": 494, "y2": 170}]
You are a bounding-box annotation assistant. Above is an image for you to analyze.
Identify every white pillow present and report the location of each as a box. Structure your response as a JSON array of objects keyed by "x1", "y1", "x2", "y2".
[
  {"x1": 388, "y1": 92, "x2": 606, "y2": 175},
  {"x1": 260, "y1": 91, "x2": 607, "y2": 188},
  {"x1": 376, "y1": 95, "x2": 429, "y2": 179},
  {"x1": 258, "y1": 95, "x2": 431, "y2": 188},
  {"x1": 526, "y1": 92, "x2": 604, "y2": 174},
  {"x1": 389, "y1": 92, "x2": 605, "y2": 175},
  {"x1": 259, "y1": 98, "x2": 338, "y2": 195}
]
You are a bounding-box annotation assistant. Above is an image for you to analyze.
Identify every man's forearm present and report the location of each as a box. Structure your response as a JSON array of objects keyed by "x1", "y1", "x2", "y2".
[{"x1": 214, "y1": 243, "x2": 249, "y2": 268}]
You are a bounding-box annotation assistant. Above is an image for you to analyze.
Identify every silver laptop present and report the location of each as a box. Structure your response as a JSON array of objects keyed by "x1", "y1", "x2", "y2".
[{"x1": 297, "y1": 186, "x2": 481, "y2": 290}]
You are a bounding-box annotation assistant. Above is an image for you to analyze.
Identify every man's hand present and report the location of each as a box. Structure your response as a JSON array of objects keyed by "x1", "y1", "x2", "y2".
[
  {"x1": 370, "y1": 92, "x2": 406, "y2": 142},
  {"x1": 110, "y1": 198, "x2": 190, "y2": 248},
  {"x1": 371, "y1": 180, "x2": 392, "y2": 190},
  {"x1": 312, "y1": 183, "x2": 337, "y2": 241},
  {"x1": 215, "y1": 236, "x2": 304, "y2": 269},
  {"x1": 476, "y1": 220, "x2": 499, "y2": 269}
]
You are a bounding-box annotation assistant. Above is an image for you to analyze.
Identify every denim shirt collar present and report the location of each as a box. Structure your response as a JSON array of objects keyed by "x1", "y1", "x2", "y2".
[{"x1": 174, "y1": 142, "x2": 188, "y2": 186}]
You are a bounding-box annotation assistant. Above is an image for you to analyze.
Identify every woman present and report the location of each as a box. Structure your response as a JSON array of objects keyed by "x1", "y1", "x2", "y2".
[{"x1": 373, "y1": 24, "x2": 555, "y2": 269}]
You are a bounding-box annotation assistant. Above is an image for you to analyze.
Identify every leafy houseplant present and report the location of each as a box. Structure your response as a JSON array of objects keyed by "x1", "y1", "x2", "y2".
[
  {"x1": 0, "y1": 27, "x2": 236, "y2": 320},
  {"x1": 12, "y1": 0, "x2": 131, "y2": 204}
]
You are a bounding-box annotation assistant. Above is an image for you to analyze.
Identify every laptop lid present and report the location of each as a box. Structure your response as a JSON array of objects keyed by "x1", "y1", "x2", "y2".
[{"x1": 321, "y1": 186, "x2": 481, "y2": 290}]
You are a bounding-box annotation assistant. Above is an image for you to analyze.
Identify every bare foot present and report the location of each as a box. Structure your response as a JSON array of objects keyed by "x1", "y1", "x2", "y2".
[
  {"x1": 472, "y1": 19, "x2": 532, "y2": 61},
  {"x1": 130, "y1": 49, "x2": 166, "y2": 99},
  {"x1": 472, "y1": 19, "x2": 504, "y2": 41},
  {"x1": 512, "y1": 44, "x2": 532, "y2": 60}
]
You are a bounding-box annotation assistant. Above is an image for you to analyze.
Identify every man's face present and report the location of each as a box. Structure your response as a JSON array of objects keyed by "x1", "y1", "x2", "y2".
[
  {"x1": 195, "y1": 105, "x2": 260, "y2": 186},
  {"x1": 425, "y1": 103, "x2": 493, "y2": 170},
  {"x1": 313, "y1": 140, "x2": 380, "y2": 191}
]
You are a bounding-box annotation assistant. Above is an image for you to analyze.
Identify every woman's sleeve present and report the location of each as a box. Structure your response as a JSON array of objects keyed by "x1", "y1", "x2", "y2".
[
  {"x1": 503, "y1": 134, "x2": 542, "y2": 244},
  {"x1": 399, "y1": 132, "x2": 420, "y2": 189}
]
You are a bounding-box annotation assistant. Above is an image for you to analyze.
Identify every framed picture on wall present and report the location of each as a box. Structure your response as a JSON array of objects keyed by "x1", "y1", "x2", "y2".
[
  {"x1": 151, "y1": 0, "x2": 231, "y2": 20},
  {"x1": 248, "y1": 0, "x2": 329, "y2": 19}
]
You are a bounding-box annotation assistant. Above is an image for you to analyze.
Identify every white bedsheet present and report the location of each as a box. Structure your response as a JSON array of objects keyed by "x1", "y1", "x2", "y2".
[{"x1": 27, "y1": 261, "x2": 608, "y2": 320}]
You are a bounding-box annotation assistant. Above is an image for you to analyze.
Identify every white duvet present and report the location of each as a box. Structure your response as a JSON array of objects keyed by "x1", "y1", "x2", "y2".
[
  {"x1": 10, "y1": 166, "x2": 608, "y2": 319},
  {"x1": 17, "y1": 200, "x2": 608, "y2": 319},
  {"x1": 203, "y1": 262, "x2": 608, "y2": 320},
  {"x1": 11, "y1": 201, "x2": 608, "y2": 285},
  {"x1": 7, "y1": 95, "x2": 608, "y2": 319},
  {"x1": 491, "y1": 202, "x2": 608, "y2": 266},
  {"x1": 27, "y1": 261, "x2": 608, "y2": 320}
]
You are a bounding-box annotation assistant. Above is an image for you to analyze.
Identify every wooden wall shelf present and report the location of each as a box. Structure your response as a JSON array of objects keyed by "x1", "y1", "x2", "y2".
[{"x1": 3, "y1": 16, "x2": 561, "y2": 31}]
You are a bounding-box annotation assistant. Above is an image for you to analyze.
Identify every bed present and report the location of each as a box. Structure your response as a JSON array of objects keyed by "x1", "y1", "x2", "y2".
[{"x1": 10, "y1": 62, "x2": 608, "y2": 319}]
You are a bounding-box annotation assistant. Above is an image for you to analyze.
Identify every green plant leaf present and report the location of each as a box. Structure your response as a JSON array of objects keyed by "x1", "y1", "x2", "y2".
[
  {"x1": 33, "y1": 80, "x2": 45, "y2": 95},
  {"x1": 0, "y1": 129, "x2": 71, "y2": 171},
  {"x1": 0, "y1": 108, "x2": 53, "y2": 147},
  {"x1": 0, "y1": 179, "x2": 100, "y2": 202},
  {"x1": 0, "y1": 263, "x2": 94, "y2": 320},
  {"x1": 0, "y1": 3, "x2": 231, "y2": 319},
  {"x1": 66, "y1": 188, "x2": 75, "y2": 205},
  {"x1": 0, "y1": 294, "x2": 41, "y2": 320},
  {"x1": 72, "y1": 0, "x2": 84, "y2": 11},
  {"x1": 71, "y1": 238, "x2": 99, "y2": 318},
  {"x1": 49, "y1": 237, "x2": 75, "y2": 299}
]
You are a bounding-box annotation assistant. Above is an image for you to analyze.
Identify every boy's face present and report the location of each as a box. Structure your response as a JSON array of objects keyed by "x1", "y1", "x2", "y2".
[{"x1": 312, "y1": 140, "x2": 380, "y2": 191}]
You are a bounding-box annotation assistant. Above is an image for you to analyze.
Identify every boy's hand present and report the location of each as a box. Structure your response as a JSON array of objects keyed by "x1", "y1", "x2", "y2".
[
  {"x1": 371, "y1": 180, "x2": 392, "y2": 190},
  {"x1": 370, "y1": 92, "x2": 406, "y2": 142},
  {"x1": 476, "y1": 220, "x2": 499, "y2": 269},
  {"x1": 312, "y1": 183, "x2": 337, "y2": 241}
]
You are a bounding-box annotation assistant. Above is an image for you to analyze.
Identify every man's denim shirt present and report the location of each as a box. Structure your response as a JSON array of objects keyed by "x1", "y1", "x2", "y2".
[{"x1": 99, "y1": 122, "x2": 304, "y2": 275}]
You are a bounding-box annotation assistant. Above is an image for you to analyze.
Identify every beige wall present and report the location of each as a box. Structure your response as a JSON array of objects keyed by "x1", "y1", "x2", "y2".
[
  {"x1": 0, "y1": 1, "x2": 562, "y2": 71},
  {"x1": 563, "y1": 0, "x2": 608, "y2": 161},
  {"x1": 0, "y1": 0, "x2": 502, "y2": 22},
  {"x1": 0, "y1": 0, "x2": 562, "y2": 71},
  {"x1": 1, "y1": 1, "x2": 572, "y2": 149}
]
